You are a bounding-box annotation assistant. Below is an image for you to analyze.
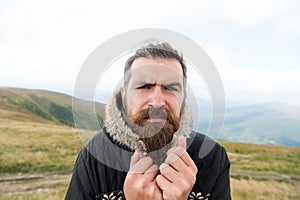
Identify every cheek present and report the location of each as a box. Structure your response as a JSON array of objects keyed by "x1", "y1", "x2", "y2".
[
  {"x1": 125, "y1": 92, "x2": 145, "y2": 116},
  {"x1": 167, "y1": 95, "x2": 184, "y2": 117}
]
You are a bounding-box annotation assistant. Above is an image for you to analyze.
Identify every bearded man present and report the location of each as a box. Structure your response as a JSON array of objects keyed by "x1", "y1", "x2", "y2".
[{"x1": 65, "y1": 42, "x2": 231, "y2": 200}]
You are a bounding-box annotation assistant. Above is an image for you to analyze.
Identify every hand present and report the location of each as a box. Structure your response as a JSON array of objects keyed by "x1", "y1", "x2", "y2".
[
  {"x1": 156, "y1": 136, "x2": 198, "y2": 200},
  {"x1": 124, "y1": 149, "x2": 163, "y2": 200}
]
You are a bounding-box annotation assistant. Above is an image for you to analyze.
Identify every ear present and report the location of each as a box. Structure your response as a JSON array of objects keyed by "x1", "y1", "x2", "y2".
[
  {"x1": 183, "y1": 92, "x2": 187, "y2": 104},
  {"x1": 182, "y1": 92, "x2": 187, "y2": 108},
  {"x1": 180, "y1": 92, "x2": 187, "y2": 115},
  {"x1": 121, "y1": 87, "x2": 125, "y2": 105}
]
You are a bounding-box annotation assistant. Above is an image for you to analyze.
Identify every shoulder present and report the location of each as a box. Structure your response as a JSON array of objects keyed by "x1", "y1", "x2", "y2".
[
  {"x1": 86, "y1": 128, "x2": 132, "y2": 152},
  {"x1": 83, "y1": 128, "x2": 133, "y2": 172},
  {"x1": 187, "y1": 132, "x2": 227, "y2": 154},
  {"x1": 186, "y1": 132, "x2": 231, "y2": 194},
  {"x1": 187, "y1": 132, "x2": 230, "y2": 172}
]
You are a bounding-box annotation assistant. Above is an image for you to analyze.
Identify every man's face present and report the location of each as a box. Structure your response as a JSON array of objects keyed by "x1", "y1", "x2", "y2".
[
  {"x1": 122, "y1": 57, "x2": 186, "y2": 121},
  {"x1": 122, "y1": 57, "x2": 186, "y2": 164}
]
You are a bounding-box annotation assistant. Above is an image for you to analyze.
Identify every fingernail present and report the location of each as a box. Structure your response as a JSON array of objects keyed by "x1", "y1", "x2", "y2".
[{"x1": 159, "y1": 163, "x2": 167, "y2": 170}]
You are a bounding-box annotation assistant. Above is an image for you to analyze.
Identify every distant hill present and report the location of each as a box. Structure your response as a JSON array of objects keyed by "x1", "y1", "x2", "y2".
[
  {"x1": 190, "y1": 99, "x2": 300, "y2": 147},
  {"x1": 220, "y1": 103, "x2": 300, "y2": 147},
  {"x1": 0, "y1": 86, "x2": 105, "y2": 129}
]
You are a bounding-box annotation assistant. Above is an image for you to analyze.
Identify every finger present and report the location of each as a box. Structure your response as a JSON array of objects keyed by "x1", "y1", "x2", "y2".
[
  {"x1": 144, "y1": 181, "x2": 163, "y2": 200},
  {"x1": 155, "y1": 190, "x2": 164, "y2": 200},
  {"x1": 156, "y1": 174, "x2": 172, "y2": 191},
  {"x1": 165, "y1": 153, "x2": 186, "y2": 172},
  {"x1": 130, "y1": 156, "x2": 153, "y2": 174},
  {"x1": 130, "y1": 149, "x2": 141, "y2": 166},
  {"x1": 159, "y1": 163, "x2": 178, "y2": 183},
  {"x1": 144, "y1": 164, "x2": 159, "y2": 181},
  {"x1": 167, "y1": 147, "x2": 195, "y2": 168},
  {"x1": 176, "y1": 136, "x2": 186, "y2": 149}
]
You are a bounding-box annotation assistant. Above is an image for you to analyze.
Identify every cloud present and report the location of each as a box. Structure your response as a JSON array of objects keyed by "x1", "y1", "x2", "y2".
[
  {"x1": 274, "y1": 14, "x2": 300, "y2": 39},
  {"x1": 144, "y1": 0, "x2": 293, "y2": 30},
  {"x1": 0, "y1": 0, "x2": 158, "y2": 91},
  {"x1": 214, "y1": 0, "x2": 289, "y2": 27},
  {"x1": 219, "y1": 68, "x2": 300, "y2": 106},
  {"x1": 0, "y1": 0, "x2": 299, "y2": 107},
  {"x1": 201, "y1": 42, "x2": 235, "y2": 70}
]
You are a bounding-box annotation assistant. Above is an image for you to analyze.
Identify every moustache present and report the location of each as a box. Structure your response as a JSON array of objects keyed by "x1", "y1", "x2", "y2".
[
  {"x1": 131, "y1": 107, "x2": 179, "y2": 127},
  {"x1": 138, "y1": 107, "x2": 168, "y2": 123}
]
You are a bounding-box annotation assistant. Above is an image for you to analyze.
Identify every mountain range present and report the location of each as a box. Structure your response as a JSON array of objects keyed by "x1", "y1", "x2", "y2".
[
  {"x1": 0, "y1": 86, "x2": 299, "y2": 147},
  {"x1": 221, "y1": 103, "x2": 300, "y2": 146}
]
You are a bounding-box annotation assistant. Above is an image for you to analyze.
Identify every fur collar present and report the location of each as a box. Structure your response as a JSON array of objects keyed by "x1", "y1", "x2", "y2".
[{"x1": 104, "y1": 91, "x2": 193, "y2": 152}]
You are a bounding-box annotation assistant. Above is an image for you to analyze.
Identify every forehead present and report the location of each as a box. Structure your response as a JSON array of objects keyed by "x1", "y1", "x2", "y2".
[
  {"x1": 131, "y1": 57, "x2": 183, "y2": 75},
  {"x1": 128, "y1": 58, "x2": 183, "y2": 85}
]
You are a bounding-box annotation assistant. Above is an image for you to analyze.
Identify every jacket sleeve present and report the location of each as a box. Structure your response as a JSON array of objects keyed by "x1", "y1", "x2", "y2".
[
  {"x1": 65, "y1": 149, "x2": 96, "y2": 200},
  {"x1": 209, "y1": 147, "x2": 231, "y2": 200}
]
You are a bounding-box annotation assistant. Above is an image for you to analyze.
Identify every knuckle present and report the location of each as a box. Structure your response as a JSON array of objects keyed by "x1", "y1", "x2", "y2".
[
  {"x1": 145, "y1": 184, "x2": 155, "y2": 195},
  {"x1": 166, "y1": 153, "x2": 178, "y2": 164},
  {"x1": 178, "y1": 189, "x2": 186, "y2": 198},
  {"x1": 172, "y1": 186, "x2": 185, "y2": 199},
  {"x1": 141, "y1": 156, "x2": 153, "y2": 164},
  {"x1": 190, "y1": 174, "x2": 196, "y2": 184},
  {"x1": 166, "y1": 149, "x2": 173, "y2": 156},
  {"x1": 192, "y1": 165, "x2": 198, "y2": 175},
  {"x1": 146, "y1": 156, "x2": 153, "y2": 162},
  {"x1": 124, "y1": 175, "x2": 134, "y2": 184},
  {"x1": 181, "y1": 180, "x2": 190, "y2": 190},
  {"x1": 155, "y1": 174, "x2": 162, "y2": 183},
  {"x1": 139, "y1": 178, "x2": 149, "y2": 188},
  {"x1": 176, "y1": 146, "x2": 185, "y2": 155},
  {"x1": 186, "y1": 171, "x2": 196, "y2": 184},
  {"x1": 160, "y1": 164, "x2": 169, "y2": 175}
]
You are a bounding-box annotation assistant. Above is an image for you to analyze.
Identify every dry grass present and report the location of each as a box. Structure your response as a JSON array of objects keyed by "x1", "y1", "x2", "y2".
[
  {"x1": 0, "y1": 188, "x2": 68, "y2": 200},
  {"x1": 0, "y1": 174, "x2": 70, "y2": 199},
  {"x1": 221, "y1": 142, "x2": 300, "y2": 180},
  {"x1": 0, "y1": 113, "x2": 82, "y2": 174},
  {"x1": 0, "y1": 109, "x2": 299, "y2": 199},
  {"x1": 231, "y1": 178, "x2": 300, "y2": 199},
  {"x1": 1, "y1": 175, "x2": 299, "y2": 200}
]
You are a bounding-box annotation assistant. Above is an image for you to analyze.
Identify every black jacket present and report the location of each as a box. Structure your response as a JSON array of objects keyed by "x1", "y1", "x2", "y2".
[{"x1": 65, "y1": 128, "x2": 231, "y2": 200}]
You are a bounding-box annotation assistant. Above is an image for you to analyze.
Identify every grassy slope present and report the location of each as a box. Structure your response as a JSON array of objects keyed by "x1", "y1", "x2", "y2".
[
  {"x1": 222, "y1": 142, "x2": 300, "y2": 199},
  {"x1": 0, "y1": 87, "x2": 299, "y2": 199},
  {"x1": 0, "y1": 86, "x2": 105, "y2": 129},
  {"x1": 1, "y1": 112, "x2": 299, "y2": 199},
  {"x1": 221, "y1": 142, "x2": 300, "y2": 180},
  {"x1": 0, "y1": 110, "x2": 82, "y2": 174}
]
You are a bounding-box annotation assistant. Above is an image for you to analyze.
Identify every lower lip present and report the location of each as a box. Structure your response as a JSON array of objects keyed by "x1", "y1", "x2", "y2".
[{"x1": 146, "y1": 117, "x2": 166, "y2": 122}]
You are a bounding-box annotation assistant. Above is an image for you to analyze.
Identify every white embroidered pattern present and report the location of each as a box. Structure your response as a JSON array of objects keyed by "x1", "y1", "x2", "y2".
[
  {"x1": 95, "y1": 190, "x2": 122, "y2": 200},
  {"x1": 188, "y1": 191, "x2": 211, "y2": 199},
  {"x1": 96, "y1": 190, "x2": 210, "y2": 200}
]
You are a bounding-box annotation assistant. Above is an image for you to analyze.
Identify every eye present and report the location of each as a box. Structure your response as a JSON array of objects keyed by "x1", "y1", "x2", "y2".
[
  {"x1": 137, "y1": 84, "x2": 153, "y2": 90},
  {"x1": 163, "y1": 85, "x2": 177, "y2": 92}
]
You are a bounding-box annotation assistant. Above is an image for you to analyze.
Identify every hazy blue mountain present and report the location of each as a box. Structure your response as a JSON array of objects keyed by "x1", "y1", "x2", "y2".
[
  {"x1": 191, "y1": 99, "x2": 300, "y2": 147},
  {"x1": 220, "y1": 103, "x2": 300, "y2": 146}
]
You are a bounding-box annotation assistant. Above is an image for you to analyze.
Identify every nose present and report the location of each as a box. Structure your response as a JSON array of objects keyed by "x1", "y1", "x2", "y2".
[{"x1": 148, "y1": 85, "x2": 165, "y2": 107}]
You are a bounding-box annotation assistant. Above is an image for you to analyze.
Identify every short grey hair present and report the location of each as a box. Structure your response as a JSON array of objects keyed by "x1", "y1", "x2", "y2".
[{"x1": 124, "y1": 41, "x2": 187, "y2": 90}]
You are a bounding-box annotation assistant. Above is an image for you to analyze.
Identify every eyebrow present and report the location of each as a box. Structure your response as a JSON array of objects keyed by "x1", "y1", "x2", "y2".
[
  {"x1": 163, "y1": 82, "x2": 182, "y2": 88},
  {"x1": 135, "y1": 82, "x2": 182, "y2": 89}
]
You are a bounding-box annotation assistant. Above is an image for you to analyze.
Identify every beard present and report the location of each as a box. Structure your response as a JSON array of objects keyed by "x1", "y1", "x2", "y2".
[{"x1": 125, "y1": 107, "x2": 180, "y2": 165}]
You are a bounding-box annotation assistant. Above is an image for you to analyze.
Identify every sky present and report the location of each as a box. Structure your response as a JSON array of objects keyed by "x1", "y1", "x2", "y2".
[{"x1": 1, "y1": 0, "x2": 300, "y2": 107}]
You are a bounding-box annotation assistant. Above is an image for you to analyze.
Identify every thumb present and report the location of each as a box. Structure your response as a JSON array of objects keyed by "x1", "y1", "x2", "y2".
[
  {"x1": 176, "y1": 136, "x2": 186, "y2": 149},
  {"x1": 130, "y1": 149, "x2": 141, "y2": 166}
]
